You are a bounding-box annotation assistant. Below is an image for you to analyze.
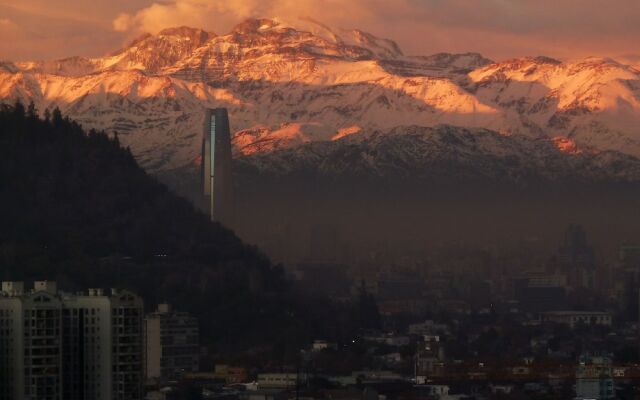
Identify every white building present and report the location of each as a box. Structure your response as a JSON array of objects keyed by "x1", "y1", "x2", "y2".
[
  {"x1": 490, "y1": 385, "x2": 513, "y2": 395},
  {"x1": 0, "y1": 281, "x2": 143, "y2": 400},
  {"x1": 257, "y1": 373, "x2": 307, "y2": 389},
  {"x1": 576, "y1": 355, "x2": 615, "y2": 400},
  {"x1": 408, "y1": 320, "x2": 451, "y2": 336},
  {"x1": 540, "y1": 311, "x2": 612, "y2": 329},
  {"x1": 311, "y1": 339, "x2": 337, "y2": 352},
  {"x1": 415, "y1": 383, "x2": 450, "y2": 396}
]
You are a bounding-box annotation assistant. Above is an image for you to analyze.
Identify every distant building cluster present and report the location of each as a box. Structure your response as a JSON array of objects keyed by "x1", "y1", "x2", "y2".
[{"x1": 5, "y1": 222, "x2": 640, "y2": 400}]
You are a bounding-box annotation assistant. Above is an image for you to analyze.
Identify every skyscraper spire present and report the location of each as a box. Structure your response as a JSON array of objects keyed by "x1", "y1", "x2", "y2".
[{"x1": 202, "y1": 108, "x2": 234, "y2": 225}]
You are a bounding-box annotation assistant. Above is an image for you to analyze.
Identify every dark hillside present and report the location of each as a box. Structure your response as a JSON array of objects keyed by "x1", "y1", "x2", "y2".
[{"x1": 0, "y1": 102, "x2": 360, "y2": 354}]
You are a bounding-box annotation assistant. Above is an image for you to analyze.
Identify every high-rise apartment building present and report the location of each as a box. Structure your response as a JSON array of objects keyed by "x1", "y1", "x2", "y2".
[
  {"x1": 201, "y1": 108, "x2": 234, "y2": 225},
  {"x1": 111, "y1": 289, "x2": 144, "y2": 400},
  {"x1": 557, "y1": 224, "x2": 596, "y2": 289},
  {"x1": 0, "y1": 283, "x2": 24, "y2": 400},
  {"x1": 144, "y1": 304, "x2": 199, "y2": 381},
  {"x1": 0, "y1": 281, "x2": 61, "y2": 400},
  {"x1": 0, "y1": 282, "x2": 143, "y2": 400},
  {"x1": 576, "y1": 355, "x2": 615, "y2": 399}
]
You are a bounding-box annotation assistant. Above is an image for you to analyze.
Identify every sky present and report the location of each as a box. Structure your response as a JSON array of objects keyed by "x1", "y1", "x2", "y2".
[{"x1": 1, "y1": 0, "x2": 639, "y2": 62}]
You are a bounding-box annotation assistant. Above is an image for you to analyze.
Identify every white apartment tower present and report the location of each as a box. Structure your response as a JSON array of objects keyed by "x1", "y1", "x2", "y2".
[{"x1": 0, "y1": 282, "x2": 143, "y2": 400}]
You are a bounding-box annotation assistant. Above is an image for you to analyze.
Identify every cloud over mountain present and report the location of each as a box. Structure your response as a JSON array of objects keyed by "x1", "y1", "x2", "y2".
[
  {"x1": 110, "y1": 0, "x2": 640, "y2": 60},
  {"x1": 111, "y1": 0, "x2": 392, "y2": 35},
  {"x1": 2, "y1": 0, "x2": 640, "y2": 60}
]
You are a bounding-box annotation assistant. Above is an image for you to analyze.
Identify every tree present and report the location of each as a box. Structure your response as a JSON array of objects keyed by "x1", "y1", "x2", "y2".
[
  {"x1": 52, "y1": 107, "x2": 63, "y2": 127},
  {"x1": 13, "y1": 100, "x2": 25, "y2": 118},
  {"x1": 27, "y1": 101, "x2": 37, "y2": 119}
]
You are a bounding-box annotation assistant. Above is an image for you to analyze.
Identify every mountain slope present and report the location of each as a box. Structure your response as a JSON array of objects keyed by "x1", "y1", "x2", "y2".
[
  {"x1": 467, "y1": 56, "x2": 640, "y2": 155},
  {"x1": 235, "y1": 125, "x2": 640, "y2": 185}
]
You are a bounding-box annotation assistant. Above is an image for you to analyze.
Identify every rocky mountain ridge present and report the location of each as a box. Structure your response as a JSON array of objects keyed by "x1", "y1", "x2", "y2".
[
  {"x1": 1, "y1": 17, "x2": 639, "y2": 184},
  {"x1": 235, "y1": 125, "x2": 640, "y2": 184}
]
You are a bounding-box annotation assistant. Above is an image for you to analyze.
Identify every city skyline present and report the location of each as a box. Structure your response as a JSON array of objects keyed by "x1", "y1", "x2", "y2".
[{"x1": 2, "y1": 1, "x2": 640, "y2": 398}]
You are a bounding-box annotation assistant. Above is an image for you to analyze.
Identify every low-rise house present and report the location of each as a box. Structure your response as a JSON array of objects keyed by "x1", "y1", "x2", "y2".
[
  {"x1": 312, "y1": 340, "x2": 337, "y2": 352},
  {"x1": 490, "y1": 384, "x2": 513, "y2": 394},
  {"x1": 257, "y1": 373, "x2": 307, "y2": 390},
  {"x1": 540, "y1": 311, "x2": 612, "y2": 328}
]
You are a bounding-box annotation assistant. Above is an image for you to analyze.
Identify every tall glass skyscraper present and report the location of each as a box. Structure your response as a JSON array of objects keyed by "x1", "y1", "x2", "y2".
[{"x1": 202, "y1": 108, "x2": 234, "y2": 225}]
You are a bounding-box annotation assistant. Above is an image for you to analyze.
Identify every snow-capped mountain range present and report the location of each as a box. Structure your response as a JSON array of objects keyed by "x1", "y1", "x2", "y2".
[
  {"x1": 2, "y1": 18, "x2": 640, "y2": 182},
  {"x1": 235, "y1": 125, "x2": 640, "y2": 184}
]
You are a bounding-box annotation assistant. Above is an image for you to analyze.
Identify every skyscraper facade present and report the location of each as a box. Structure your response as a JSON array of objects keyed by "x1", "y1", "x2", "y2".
[
  {"x1": 202, "y1": 108, "x2": 234, "y2": 225},
  {"x1": 557, "y1": 224, "x2": 596, "y2": 289}
]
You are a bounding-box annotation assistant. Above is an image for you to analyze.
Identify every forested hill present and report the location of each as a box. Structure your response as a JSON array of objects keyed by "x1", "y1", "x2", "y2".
[
  {"x1": 0, "y1": 102, "x2": 351, "y2": 354},
  {"x1": 0, "y1": 103, "x2": 255, "y2": 268}
]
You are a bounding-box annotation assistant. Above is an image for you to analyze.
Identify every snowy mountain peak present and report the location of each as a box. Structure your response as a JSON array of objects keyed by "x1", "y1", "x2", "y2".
[
  {"x1": 111, "y1": 26, "x2": 213, "y2": 56},
  {"x1": 102, "y1": 27, "x2": 214, "y2": 73},
  {"x1": 157, "y1": 26, "x2": 213, "y2": 41},
  {"x1": 1, "y1": 18, "x2": 640, "y2": 181},
  {"x1": 230, "y1": 18, "x2": 282, "y2": 35},
  {"x1": 226, "y1": 17, "x2": 403, "y2": 60}
]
